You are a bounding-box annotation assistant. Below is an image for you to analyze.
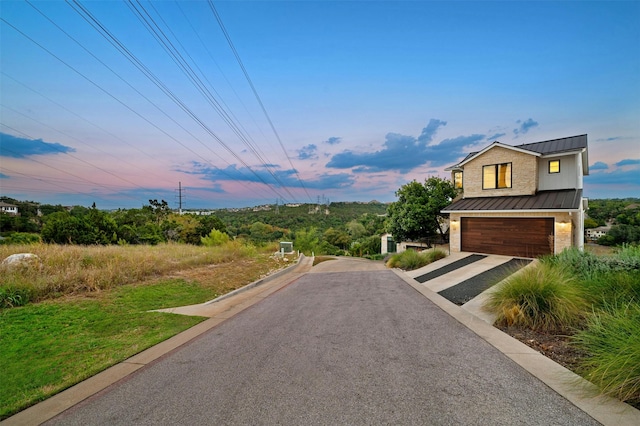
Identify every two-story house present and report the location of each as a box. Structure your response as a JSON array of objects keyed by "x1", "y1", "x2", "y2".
[{"x1": 441, "y1": 134, "x2": 588, "y2": 258}]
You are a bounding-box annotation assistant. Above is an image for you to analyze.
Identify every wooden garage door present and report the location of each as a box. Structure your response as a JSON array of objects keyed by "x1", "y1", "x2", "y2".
[{"x1": 461, "y1": 217, "x2": 554, "y2": 258}]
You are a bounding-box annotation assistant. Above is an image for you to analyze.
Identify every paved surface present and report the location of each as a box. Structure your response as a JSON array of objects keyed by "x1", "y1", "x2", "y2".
[
  {"x1": 46, "y1": 261, "x2": 595, "y2": 425},
  {"x1": 6, "y1": 256, "x2": 640, "y2": 425}
]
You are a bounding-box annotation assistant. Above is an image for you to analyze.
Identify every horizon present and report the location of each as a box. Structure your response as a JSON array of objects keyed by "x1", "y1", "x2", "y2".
[{"x1": 1, "y1": 1, "x2": 639, "y2": 210}]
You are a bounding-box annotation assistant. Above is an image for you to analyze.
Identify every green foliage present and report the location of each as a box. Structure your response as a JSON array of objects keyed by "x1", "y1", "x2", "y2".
[
  {"x1": 385, "y1": 248, "x2": 447, "y2": 270},
  {"x1": 347, "y1": 220, "x2": 367, "y2": 239},
  {"x1": 323, "y1": 227, "x2": 350, "y2": 249},
  {"x1": 200, "y1": 229, "x2": 230, "y2": 247},
  {"x1": 318, "y1": 241, "x2": 342, "y2": 256},
  {"x1": 294, "y1": 227, "x2": 320, "y2": 255},
  {"x1": 485, "y1": 263, "x2": 587, "y2": 331},
  {"x1": 0, "y1": 287, "x2": 32, "y2": 308},
  {"x1": 486, "y1": 244, "x2": 640, "y2": 404},
  {"x1": 583, "y1": 217, "x2": 599, "y2": 229},
  {"x1": 387, "y1": 177, "x2": 458, "y2": 243},
  {"x1": 0, "y1": 233, "x2": 41, "y2": 245},
  {"x1": 573, "y1": 302, "x2": 640, "y2": 405},
  {"x1": 362, "y1": 234, "x2": 382, "y2": 255},
  {"x1": 601, "y1": 224, "x2": 640, "y2": 245},
  {"x1": 587, "y1": 198, "x2": 640, "y2": 225}
]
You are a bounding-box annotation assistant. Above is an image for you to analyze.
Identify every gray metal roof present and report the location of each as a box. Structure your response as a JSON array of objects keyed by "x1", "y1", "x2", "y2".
[
  {"x1": 445, "y1": 134, "x2": 588, "y2": 171},
  {"x1": 515, "y1": 134, "x2": 587, "y2": 155},
  {"x1": 442, "y1": 189, "x2": 583, "y2": 212}
]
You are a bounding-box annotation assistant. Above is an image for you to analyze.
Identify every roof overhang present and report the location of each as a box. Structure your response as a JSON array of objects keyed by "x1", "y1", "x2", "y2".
[{"x1": 441, "y1": 189, "x2": 583, "y2": 213}]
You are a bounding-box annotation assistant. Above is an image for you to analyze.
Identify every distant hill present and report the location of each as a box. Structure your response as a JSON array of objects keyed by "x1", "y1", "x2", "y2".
[{"x1": 199, "y1": 201, "x2": 389, "y2": 236}]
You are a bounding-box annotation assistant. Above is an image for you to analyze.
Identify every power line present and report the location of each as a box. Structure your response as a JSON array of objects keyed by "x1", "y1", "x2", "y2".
[
  {"x1": 66, "y1": 0, "x2": 291, "y2": 201},
  {"x1": 208, "y1": 1, "x2": 312, "y2": 202},
  {"x1": 2, "y1": 11, "x2": 274, "y2": 205},
  {"x1": 125, "y1": 0, "x2": 298, "y2": 200}
]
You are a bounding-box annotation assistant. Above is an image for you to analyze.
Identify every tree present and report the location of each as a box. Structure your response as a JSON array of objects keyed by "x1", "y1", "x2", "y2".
[
  {"x1": 323, "y1": 227, "x2": 351, "y2": 249},
  {"x1": 584, "y1": 217, "x2": 599, "y2": 229},
  {"x1": 346, "y1": 220, "x2": 367, "y2": 240},
  {"x1": 294, "y1": 227, "x2": 320, "y2": 255},
  {"x1": 387, "y1": 177, "x2": 458, "y2": 243}
]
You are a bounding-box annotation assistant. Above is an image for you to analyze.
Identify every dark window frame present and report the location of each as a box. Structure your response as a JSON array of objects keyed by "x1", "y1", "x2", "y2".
[
  {"x1": 548, "y1": 160, "x2": 560, "y2": 174},
  {"x1": 453, "y1": 171, "x2": 463, "y2": 189},
  {"x1": 482, "y1": 162, "x2": 512, "y2": 190}
]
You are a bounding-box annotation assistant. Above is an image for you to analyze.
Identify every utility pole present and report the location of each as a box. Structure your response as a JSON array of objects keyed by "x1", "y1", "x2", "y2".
[
  {"x1": 275, "y1": 198, "x2": 279, "y2": 215},
  {"x1": 176, "y1": 182, "x2": 185, "y2": 214}
]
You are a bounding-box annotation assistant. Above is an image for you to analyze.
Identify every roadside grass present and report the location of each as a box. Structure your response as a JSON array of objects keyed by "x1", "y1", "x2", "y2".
[
  {"x1": 0, "y1": 242, "x2": 285, "y2": 420},
  {"x1": 0, "y1": 241, "x2": 259, "y2": 307},
  {"x1": 484, "y1": 245, "x2": 640, "y2": 406},
  {"x1": 385, "y1": 248, "x2": 447, "y2": 270}
]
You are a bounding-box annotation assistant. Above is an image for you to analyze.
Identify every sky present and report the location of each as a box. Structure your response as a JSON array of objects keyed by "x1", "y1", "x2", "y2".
[{"x1": 1, "y1": 1, "x2": 639, "y2": 210}]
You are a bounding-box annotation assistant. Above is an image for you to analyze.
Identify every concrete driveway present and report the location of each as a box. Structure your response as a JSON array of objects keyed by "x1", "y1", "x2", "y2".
[{"x1": 41, "y1": 258, "x2": 604, "y2": 425}]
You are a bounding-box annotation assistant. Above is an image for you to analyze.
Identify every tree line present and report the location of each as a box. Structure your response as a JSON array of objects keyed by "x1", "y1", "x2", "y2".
[{"x1": 0, "y1": 177, "x2": 458, "y2": 256}]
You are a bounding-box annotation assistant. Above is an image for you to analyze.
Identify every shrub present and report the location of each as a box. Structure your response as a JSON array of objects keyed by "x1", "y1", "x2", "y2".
[
  {"x1": 0, "y1": 233, "x2": 41, "y2": 245},
  {"x1": 573, "y1": 302, "x2": 640, "y2": 405},
  {"x1": 423, "y1": 249, "x2": 447, "y2": 264},
  {"x1": 485, "y1": 262, "x2": 587, "y2": 331},
  {"x1": 200, "y1": 229, "x2": 230, "y2": 247},
  {"x1": 385, "y1": 248, "x2": 447, "y2": 270}
]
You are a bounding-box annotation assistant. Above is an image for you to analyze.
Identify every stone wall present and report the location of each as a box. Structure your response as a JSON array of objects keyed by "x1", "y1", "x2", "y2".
[{"x1": 462, "y1": 146, "x2": 537, "y2": 198}]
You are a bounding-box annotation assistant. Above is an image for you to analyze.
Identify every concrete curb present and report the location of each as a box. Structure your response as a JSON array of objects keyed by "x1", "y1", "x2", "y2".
[
  {"x1": 203, "y1": 253, "x2": 305, "y2": 305},
  {"x1": 392, "y1": 268, "x2": 640, "y2": 426}
]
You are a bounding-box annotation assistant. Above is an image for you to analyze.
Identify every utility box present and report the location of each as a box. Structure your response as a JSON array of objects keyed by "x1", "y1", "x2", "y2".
[{"x1": 279, "y1": 241, "x2": 294, "y2": 254}]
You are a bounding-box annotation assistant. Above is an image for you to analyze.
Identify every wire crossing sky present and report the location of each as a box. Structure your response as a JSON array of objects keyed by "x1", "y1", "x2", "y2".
[{"x1": 1, "y1": 1, "x2": 639, "y2": 209}]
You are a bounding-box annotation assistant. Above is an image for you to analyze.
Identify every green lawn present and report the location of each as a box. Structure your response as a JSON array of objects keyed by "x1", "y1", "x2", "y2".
[{"x1": 0, "y1": 279, "x2": 214, "y2": 419}]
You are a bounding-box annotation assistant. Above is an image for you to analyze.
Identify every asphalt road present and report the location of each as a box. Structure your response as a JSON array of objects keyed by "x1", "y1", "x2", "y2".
[{"x1": 47, "y1": 264, "x2": 598, "y2": 425}]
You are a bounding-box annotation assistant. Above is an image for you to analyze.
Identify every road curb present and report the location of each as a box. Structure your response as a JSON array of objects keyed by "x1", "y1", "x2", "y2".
[{"x1": 392, "y1": 268, "x2": 640, "y2": 426}]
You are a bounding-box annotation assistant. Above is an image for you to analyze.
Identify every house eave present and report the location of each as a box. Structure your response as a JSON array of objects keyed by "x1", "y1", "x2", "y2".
[{"x1": 442, "y1": 208, "x2": 582, "y2": 214}]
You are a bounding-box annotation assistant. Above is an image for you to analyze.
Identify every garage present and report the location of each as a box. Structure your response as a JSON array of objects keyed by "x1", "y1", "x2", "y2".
[{"x1": 461, "y1": 217, "x2": 554, "y2": 258}]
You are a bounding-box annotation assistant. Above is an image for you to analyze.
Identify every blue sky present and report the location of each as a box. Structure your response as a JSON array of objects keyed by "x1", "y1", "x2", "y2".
[{"x1": 1, "y1": 1, "x2": 638, "y2": 209}]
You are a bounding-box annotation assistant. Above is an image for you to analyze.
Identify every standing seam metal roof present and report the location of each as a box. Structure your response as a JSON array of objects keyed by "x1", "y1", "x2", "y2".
[{"x1": 442, "y1": 189, "x2": 583, "y2": 212}]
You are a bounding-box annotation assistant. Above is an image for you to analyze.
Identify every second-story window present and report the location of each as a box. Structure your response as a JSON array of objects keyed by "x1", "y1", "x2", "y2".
[
  {"x1": 453, "y1": 171, "x2": 463, "y2": 189},
  {"x1": 483, "y1": 163, "x2": 512, "y2": 189},
  {"x1": 549, "y1": 160, "x2": 560, "y2": 173}
]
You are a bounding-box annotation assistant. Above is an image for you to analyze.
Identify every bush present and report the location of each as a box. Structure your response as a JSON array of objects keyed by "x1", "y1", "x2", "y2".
[
  {"x1": 0, "y1": 233, "x2": 41, "y2": 245},
  {"x1": 385, "y1": 248, "x2": 447, "y2": 270},
  {"x1": 484, "y1": 262, "x2": 587, "y2": 331},
  {"x1": 543, "y1": 246, "x2": 640, "y2": 280},
  {"x1": 573, "y1": 302, "x2": 640, "y2": 405},
  {"x1": 200, "y1": 229, "x2": 230, "y2": 247}
]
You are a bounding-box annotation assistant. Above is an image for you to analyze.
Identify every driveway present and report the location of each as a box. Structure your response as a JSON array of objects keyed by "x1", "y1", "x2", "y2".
[{"x1": 43, "y1": 258, "x2": 600, "y2": 425}]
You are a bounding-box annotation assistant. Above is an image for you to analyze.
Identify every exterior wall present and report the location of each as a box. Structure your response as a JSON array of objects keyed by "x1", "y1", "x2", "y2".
[
  {"x1": 448, "y1": 211, "x2": 575, "y2": 255},
  {"x1": 0, "y1": 205, "x2": 18, "y2": 215},
  {"x1": 397, "y1": 241, "x2": 430, "y2": 253},
  {"x1": 381, "y1": 233, "x2": 391, "y2": 254},
  {"x1": 462, "y1": 146, "x2": 538, "y2": 198},
  {"x1": 537, "y1": 153, "x2": 581, "y2": 191}
]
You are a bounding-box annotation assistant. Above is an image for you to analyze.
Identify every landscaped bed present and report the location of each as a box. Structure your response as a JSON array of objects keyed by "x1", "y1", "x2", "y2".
[{"x1": 483, "y1": 245, "x2": 640, "y2": 409}]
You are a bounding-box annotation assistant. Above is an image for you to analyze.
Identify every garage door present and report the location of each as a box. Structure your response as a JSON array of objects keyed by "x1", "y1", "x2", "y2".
[{"x1": 461, "y1": 217, "x2": 554, "y2": 257}]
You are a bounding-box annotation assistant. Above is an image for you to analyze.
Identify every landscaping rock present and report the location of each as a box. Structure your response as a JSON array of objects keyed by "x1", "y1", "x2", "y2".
[{"x1": 2, "y1": 253, "x2": 42, "y2": 269}]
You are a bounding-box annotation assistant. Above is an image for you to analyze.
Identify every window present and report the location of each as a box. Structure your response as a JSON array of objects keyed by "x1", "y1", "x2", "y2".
[
  {"x1": 453, "y1": 171, "x2": 463, "y2": 189},
  {"x1": 549, "y1": 160, "x2": 560, "y2": 174},
  {"x1": 483, "y1": 163, "x2": 512, "y2": 189}
]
